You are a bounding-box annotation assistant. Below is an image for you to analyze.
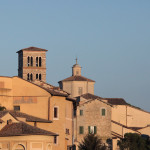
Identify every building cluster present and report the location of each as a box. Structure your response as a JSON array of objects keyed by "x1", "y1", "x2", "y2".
[{"x1": 0, "y1": 47, "x2": 149, "y2": 150}]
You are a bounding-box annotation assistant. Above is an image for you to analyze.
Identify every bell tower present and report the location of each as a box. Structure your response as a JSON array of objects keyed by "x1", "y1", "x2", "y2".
[
  {"x1": 17, "y1": 46, "x2": 48, "y2": 82},
  {"x1": 72, "y1": 58, "x2": 81, "y2": 76}
]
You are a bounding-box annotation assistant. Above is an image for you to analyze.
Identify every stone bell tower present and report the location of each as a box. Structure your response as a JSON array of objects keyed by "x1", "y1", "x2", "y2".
[{"x1": 17, "y1": 46, "x2": 47, "y2": 82}]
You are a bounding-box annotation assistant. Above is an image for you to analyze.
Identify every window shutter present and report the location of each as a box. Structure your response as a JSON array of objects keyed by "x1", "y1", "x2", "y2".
[
  {"x1": 79, "y1": 126, "x2": 84, "y2": 134},
  {"x1": 94, "y1": 126, "x2": 97, "y2": 134},
  {"x1": 102, "y1": 108, "x2": 106, "y2": 116}
]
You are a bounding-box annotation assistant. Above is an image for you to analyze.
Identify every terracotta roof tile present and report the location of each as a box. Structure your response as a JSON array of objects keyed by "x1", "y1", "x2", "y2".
[
  {"x1": 32, "y1": 80, "x2": 70, "y2": 97},
  {"x1": 79, "y1": 93, "x2": 127, "y2": 105},
  {"x1": 0, "y1": 122, "x2": 58, "y2": 137},
  {"x1": 0, "y1": 110, "x2": 52, "y2": 123},
  {"x1": 59, "y1": 75, "x2": 95, "y2": 82},
  {"x1": 103, "y1": 98, "x2": 128, "y2": 105},
  {"x1": 79, "y1": 93, "x2": 102, "y2": 100}
]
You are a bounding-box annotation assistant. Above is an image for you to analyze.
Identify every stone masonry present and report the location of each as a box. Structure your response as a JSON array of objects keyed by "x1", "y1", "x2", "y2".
[{"x1": 17, "y1": 47, "x2": 47, "y2": 82}]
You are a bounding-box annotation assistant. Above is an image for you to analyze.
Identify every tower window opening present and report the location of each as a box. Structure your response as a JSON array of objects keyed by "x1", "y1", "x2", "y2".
[
  {"x1": 27, "y1": 57, "x2": 30, "y2": 66},
  {"x1": 27, "y1": 73, "x2": 30, "y2": 80},
  {"x1": 31, "y1": 57, "x2": 33, "y2": 66},
  {"x1": 39, "y1": 57, "x2": 42, "y2": 67},
  {"x1": 36, "y1": 57, "x2": 39, "y2": 67},
  {"x1": 36, "y1": 74, "x2": 38, "y2": 79},
  {"x1": 39, "y1": 74, "x2": 42, "y2": 80},
  {"x1": 30, "y1": 74, "x2": 33, "y2": 81}
]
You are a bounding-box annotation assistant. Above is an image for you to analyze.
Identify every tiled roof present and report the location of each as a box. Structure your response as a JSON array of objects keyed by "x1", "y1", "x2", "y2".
[
  {"x1": 79, "y1": 93, "x2": 102, "y2": 100},
  {"x1": 58, "y1": 75, "x2": 95, "y2": 82},
  {"x1": 0, "y1": 110, "x2": 52, "y2": 123},
  {"x1": 32, "y1": 80, "x2": 70, "y2": 97},
  {"x1": 16, "y1": 46, "x2": 48, "y2": 53},
  {"x1": 0, "y1": 122, "x2": 58, "y2": 137},
  {"x1": 104, "y1": 98, "x2": 128, "y2": 105},
  {"x1": 79, "y1": 93, "x2": 127, "y2": 105}
]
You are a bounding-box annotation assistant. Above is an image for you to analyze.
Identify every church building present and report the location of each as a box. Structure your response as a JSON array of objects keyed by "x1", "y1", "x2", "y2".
[{"x1": 58, "y1": 59, "x2": 95, "y2": 97}]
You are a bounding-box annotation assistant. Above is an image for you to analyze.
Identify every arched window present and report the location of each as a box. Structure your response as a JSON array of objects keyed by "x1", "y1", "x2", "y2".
[
  {"x1": 27, "y1": 73, "x2": 30, "y2": 80},
  {"x1": 36, "y1": 57, "x2": 38, "y2": 67},
  {"x1": 31, "y1": 57, "x2": 33, "y2": 66},
  {"x1": 14, "y1": 144, "x2": 25, "y2": 150},
  {"x1": 27, "y1": 57, "x2": 30, "y2": 66},
  {"x1": 39, "y1": 74, "x2": 41, "y2": 80},
  {"x1": 36, "y1": 74, "x2": 38, "y2": 79},
  {"x1": 39, "y1": 57, "x2": 42, "y2": 67},
  {"x1": 47, "y1": 144, "x2": 52, "y2": 150},
  {"x1": 30, "y1": 74, "x2": 33, "y2": 81}
]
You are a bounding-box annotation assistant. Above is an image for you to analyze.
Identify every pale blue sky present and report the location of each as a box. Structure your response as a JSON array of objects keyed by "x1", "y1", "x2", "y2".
[{"x1": 0, "y1": 1, "x2": 150, "y2": 111}]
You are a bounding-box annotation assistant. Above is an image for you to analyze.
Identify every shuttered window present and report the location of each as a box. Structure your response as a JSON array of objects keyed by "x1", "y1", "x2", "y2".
[
  {"x1": 79, "y1": 126, "x2": 84, "y2": 134},
  {"x1": 80, "y1": 110, "x2": 83, "y2": 116},
  {"x1": 101, "y1": 108, "x2": 106, "y2": 116}
]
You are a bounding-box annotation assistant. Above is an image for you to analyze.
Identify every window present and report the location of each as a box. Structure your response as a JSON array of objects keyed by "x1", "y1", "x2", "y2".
[
  {"x1": 14, "y1": 106, "x2": 20, "y2": 111},
  {"x1": 66, "y1": 128, "x2": 70, "y2": 135},
  {"x1": 101, "y1": 108, "x2": 106, "y2": 116},
  {"x1": 27, "y1": 56, "x2": 33, "y2": 67},
  {"x1": 54, "y1": 107, "x2": 58, "y2": 119},
  {"x1": 27, "y1": 73, "x2": 33, "y2": 81},
  {"x1": 36, "y1": 57, "x2": 38, "y2": 67},
  {"x1": 36, "y1": 74, "x2": 38, "y2": 79},
  {"x1": 88, "y1": 126, "x2": 97, "y2": 134},
  {"x1": 27, "y1": 73, "x2": 30, "y2": 80},
  {"x1": 27, "y1": 57, "x2": 30, "y2": 66},
  {"x1": 30, "y1": 73, "x2": 33, "y2": 81},
  {"x1": 80, "y1": 110, "x2": 83, "y2": 116},
  {"x1": 54, "y1": 136, "x2": 58, "y2": 144},
  {"x1": 39, "y1": 57, "x2": 42, "y2": 67},
  {"x1": 79, "y1": 126, "x2": 84, "y2": 134},
  {"x1": 39, "y1": 74, "x2": 41, "y2": 80},
  {"x1": 78, "y1": 87, "x2": 83, "y2": 95},
  {"x1": 36, "y1": 57, "x2": 42, "y2": 67},
  {"x1": 31, "y1": 57, "x2": 33, "y2": 66}
]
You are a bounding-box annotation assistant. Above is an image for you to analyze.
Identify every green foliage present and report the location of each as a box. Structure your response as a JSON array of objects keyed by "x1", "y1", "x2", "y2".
[
  {"x1": 117, "y1": 133, "x2": 150, "y2": 150},
  {"x1": 78, "y1": 134, "x2": 107, "y2": 150}
]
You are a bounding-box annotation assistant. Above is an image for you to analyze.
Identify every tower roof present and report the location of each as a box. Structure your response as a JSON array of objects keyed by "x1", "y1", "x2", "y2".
[{"x1": 16, "y1": 46, "x2": 48, "y2": 53}]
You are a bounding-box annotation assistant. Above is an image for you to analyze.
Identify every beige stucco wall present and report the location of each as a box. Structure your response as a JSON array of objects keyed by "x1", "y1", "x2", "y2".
[
  {"x1": 0, "y1": 76, "x2": 74, "y2": 150},
  {"x1": 0, "y1": 135, "x2": 54, "y2": 150},
  {"x1": 61, "y1": 81, "x2": 94, "y2": 97},
  {"x1": 138, "y1": 126, "x2": 150, "y2": 135},
  {"x1": 112, "y1": 105, "x2": 150, "y2": 127}
]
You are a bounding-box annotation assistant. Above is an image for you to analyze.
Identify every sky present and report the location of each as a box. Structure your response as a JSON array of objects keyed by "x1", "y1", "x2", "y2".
[{"x1": 0, "y1": 1, "x2": 150, "y2": 111}]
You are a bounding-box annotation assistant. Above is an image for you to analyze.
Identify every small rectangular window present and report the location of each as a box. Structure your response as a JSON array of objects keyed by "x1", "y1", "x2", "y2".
[
  {"x1": 14, "y1": 106, "x2": 20, "y2": 111},
  {"x1": 78, "y1": 87, "x2": 83, "y2": 95},
  {"x1": 79, "y1": 126, "x2": 84, "y2": 134},
  {"x1": 80, "y1": 110, "x2": 83, "y2": 116},
  {"x1": 54, "y1": 136, "x2": 57, "y2": 144},
  {"x1": 54, "y1": 107, "x2": 58, "y2": 119},
  {"x1": 101, "y1": 108, "x2": 106, "y2": 116}
]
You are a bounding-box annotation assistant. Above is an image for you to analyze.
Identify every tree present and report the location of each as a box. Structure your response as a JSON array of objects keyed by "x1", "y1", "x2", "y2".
[
  {"x1": 117, "y1": 133, "x2": 148, "y2": 150},
  {"x1": 78, "y1": 134, "x2": 107, "y2": 150}
]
